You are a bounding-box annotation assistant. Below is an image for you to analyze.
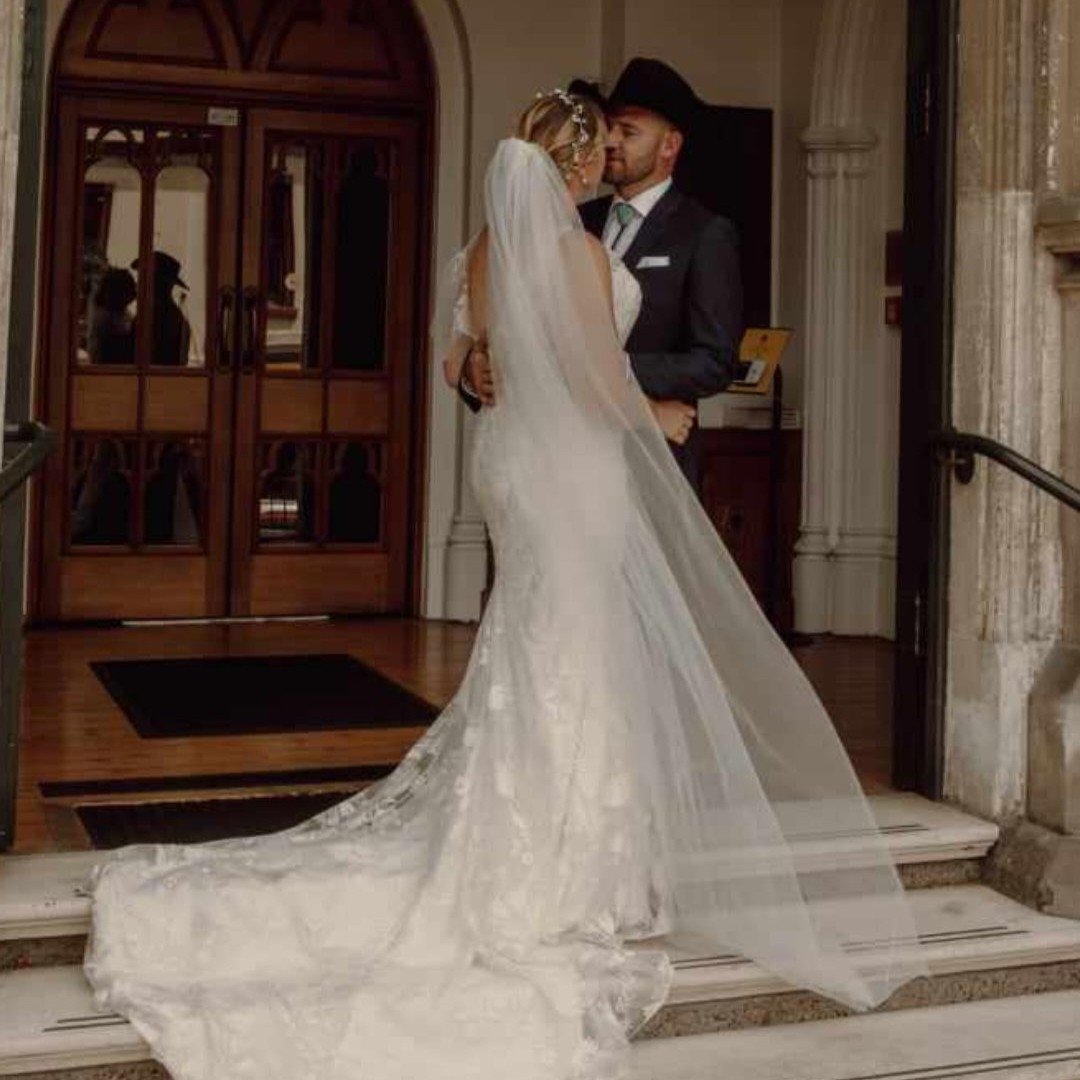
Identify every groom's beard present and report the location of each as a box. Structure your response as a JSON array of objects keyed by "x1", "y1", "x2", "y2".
[{"x1": 603, "y1": 151, "x2": 659, "y2": 192}]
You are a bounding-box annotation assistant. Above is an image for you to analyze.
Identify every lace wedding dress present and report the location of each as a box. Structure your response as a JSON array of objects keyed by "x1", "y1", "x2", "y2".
[{"x1": 83, "y1": 140, "x2": 925, "y2": 1080}]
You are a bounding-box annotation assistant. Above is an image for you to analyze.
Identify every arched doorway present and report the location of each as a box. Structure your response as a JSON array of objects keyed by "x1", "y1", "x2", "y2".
[{"x1": 32, "y1": 0, "x2": 435, "y2": 621}]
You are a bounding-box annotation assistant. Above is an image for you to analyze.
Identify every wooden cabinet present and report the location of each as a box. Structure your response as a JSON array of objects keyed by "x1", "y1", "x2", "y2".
[{"x1": 698, "y1": 428, "x2": 802, "y2": 635}]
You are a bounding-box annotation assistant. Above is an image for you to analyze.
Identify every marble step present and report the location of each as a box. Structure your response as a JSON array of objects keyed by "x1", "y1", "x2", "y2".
[
  {"x1": 0, "y1": 793, "x2": 999, "y2": 968},
  {"x1": 2, "y1": 884, "x2": 1079, "y2": 1075},
  {"x1": 632, "y1": 989, "x2": 1080, "y2": 1080}
]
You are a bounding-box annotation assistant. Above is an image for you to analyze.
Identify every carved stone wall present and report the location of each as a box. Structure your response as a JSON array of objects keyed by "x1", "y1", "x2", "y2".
[
  {"x1": 945, "y1": 0, "x2": 1058, "y2": 823},
  {"x1": 943, "y1": 0, "x2": 1080, "y2": 834},
  {"x1": 1022, "y1": 0, "x2": 1080, "y2": 862}
]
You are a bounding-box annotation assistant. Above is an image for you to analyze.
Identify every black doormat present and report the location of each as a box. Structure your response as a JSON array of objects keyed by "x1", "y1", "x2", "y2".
[
  {"x1": 77, "y1": 792, "x2": 356, "y2": 848},
  {"x1": 90, "y1": 653, "x2": 439, "y2": 738}
]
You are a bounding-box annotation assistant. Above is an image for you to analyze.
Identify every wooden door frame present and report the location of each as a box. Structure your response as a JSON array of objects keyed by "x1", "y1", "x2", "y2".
[
  {"x1": 32, "y1": 95, "x2": 241, "y2": 621},
  {"x1": 28, "y1": 0, "x2": 436, "y2": 624},
  {"x1": 892, "y1": 0, "x2": 959, "y2": 796}
]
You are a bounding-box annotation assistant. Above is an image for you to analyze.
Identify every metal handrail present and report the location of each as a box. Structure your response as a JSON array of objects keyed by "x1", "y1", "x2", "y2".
[
  {"x1": 0, "y1": 421, "x2": 54, "y2": 504},
  {"x1": 933, "y1": 427, "x2": 1080, "y2": 513}
]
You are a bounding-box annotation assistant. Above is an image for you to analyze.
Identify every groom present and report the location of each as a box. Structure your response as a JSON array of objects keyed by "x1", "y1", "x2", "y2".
[{"x1": 461, "y1": 58, "x2": 743, "y2": 492}]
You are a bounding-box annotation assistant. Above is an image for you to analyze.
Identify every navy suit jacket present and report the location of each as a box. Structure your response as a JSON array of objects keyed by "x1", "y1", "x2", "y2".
[{"x1": 579, "y1": 187, "x2": 743, "y2": 490}]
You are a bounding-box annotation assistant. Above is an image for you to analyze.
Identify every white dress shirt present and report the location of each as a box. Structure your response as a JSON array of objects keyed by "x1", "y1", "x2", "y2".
[{"x1": 601, "y1": 176, "x2": 674, "y2": 258}]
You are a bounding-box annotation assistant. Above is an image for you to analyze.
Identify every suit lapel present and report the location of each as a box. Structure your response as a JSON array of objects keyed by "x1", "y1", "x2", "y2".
[{"x1": 623, "y1": 186, "x2": 682, "y2": 271}]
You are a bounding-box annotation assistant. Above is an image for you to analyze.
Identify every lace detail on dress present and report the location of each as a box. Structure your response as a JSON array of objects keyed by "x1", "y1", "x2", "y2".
[{"x1": 607, "y1": 248, "x2": 642, "y2": 347}]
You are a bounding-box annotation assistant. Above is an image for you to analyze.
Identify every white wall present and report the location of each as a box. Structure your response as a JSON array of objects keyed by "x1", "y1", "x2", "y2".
[
  {"x1": 457, "y1": 0, "x2": 604, "y2": 233},
  {"x1": 623, "y1": 0, "x2": 781, "y2": 110}
]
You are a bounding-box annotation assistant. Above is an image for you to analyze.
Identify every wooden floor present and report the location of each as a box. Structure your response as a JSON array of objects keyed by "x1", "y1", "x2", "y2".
[{"x1": 11, "y1": 619, "x2": 894, "y2": 853}]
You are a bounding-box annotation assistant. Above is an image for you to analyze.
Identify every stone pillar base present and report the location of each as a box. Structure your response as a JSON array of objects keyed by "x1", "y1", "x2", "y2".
[
  {"x1": 984, "y1": 816, "x2": 1080, "y2": 919},
  {"x1": 1029, "y1": 643, "x2": 1080, "y2": 834},
  {"x1": 793, "y1": 535, "x2": 895, "y2": 636}
]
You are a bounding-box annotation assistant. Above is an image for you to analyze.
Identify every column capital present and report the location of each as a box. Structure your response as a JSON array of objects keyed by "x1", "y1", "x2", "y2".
[
  {"x1": 802, "y1": 126, "x2": 879, "y2": 179},
  {"x1": 800, "y1": 124, "x2": 878, "y2": 153}
]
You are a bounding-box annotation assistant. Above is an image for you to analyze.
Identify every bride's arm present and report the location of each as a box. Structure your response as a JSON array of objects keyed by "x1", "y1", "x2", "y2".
[{"x1": 441, "y1": 232, "x2": 490, "y2": 401}]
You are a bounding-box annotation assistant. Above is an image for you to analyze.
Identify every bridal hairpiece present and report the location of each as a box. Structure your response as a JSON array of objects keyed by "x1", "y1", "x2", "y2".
[{"x1": 535, "y1": 87, "x2": 593, "y2": 171}]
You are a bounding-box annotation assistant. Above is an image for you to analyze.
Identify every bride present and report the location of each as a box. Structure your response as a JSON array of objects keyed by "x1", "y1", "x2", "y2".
[{"x1": 83, "y1": 91, "x2": 926, "y2": 1080}]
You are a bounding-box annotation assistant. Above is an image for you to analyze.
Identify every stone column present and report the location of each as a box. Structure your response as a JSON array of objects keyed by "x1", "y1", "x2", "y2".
[
  {"x1": 0, "y1": 1, "x2": 25, "y2": 850},
  {"x1": 1027, "y1": 227, "x2": 1080, "y2": 844},
  {"x1": 1023, "y1": 3, "x2": 1080, "y2": 853},
  {"x1": 952, "y1": 0, "x2": 1080, "y2": 918},
  {"x1": 944, "y1": 0, "x2": 1061, "y2": 825},
  {"x1": 0, "y1": 1, "x2": 27, "y2": 417},
  {"x1": 793, "y1": 125, "x2": 882, "y2": 633}
]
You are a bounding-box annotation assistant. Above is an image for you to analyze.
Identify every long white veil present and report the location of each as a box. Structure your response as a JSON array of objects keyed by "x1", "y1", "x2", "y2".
[{"x1": 439, "y1": 138, "x2": 927, "y2": 1011}]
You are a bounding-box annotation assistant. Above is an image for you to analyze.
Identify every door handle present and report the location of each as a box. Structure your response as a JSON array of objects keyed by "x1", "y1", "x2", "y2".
[
  {"x1": 241, "y1": 286, "x2": 259, "y2": 372},
  {"x1": 216, "y1": 285, "x2": 236, "y2": 371}
]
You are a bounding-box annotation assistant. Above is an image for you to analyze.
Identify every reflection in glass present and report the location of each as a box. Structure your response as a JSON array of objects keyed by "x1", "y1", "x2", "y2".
[
  {"x1": 333, "y1": 143, "x2": 389, "y2": 370},
  {"x1": 78, "y1": 129, "x2": 143, "y2": 366},
  {"x1": 70, "y1": 436, "x2": 135, "y2": 546},
  {"x1": 148, "y1": 138, "x2": 212, "y2": 367},
  {"x1": 257, "y1": 441, "x2": 316, "y2": 543},
  {"x1": 135, "y1": 249, "x2": 193, "y2": 367},
  {"x1": 328, "y1": 441, "x2": 382, "y2": 543},
  {"x1": 144, "y1": 439, "x2": 204, "y2": 545},
  {"x1": 265, "y1": 142, "x2": 323, "y2": 370},
  {"x1": 86, "y1": 267, "x2": 137, "y2": 365}
]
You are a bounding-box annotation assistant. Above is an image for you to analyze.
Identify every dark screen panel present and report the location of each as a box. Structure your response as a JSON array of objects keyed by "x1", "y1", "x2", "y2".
[{"x1": 675, "y1": 105, "x2": 773, "y2": 328}]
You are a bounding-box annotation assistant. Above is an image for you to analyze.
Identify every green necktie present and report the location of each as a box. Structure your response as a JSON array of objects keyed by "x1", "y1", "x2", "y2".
[{"x1": 611, "y1": 201, "x2": 637, "y2": 248}]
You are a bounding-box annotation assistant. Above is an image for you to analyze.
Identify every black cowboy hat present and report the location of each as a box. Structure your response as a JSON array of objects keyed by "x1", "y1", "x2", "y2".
[
  {"x1": 131, "y1": 251, "x2": 189, "y2": 290},
  {"x1": 607, "y1": 57, "x2": 704, "y2": 133}
]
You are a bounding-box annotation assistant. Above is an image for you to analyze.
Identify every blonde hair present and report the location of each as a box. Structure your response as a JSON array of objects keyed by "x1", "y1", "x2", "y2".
[{"x1": 515, "y1": 92, "x2": 606, "y2": 178}]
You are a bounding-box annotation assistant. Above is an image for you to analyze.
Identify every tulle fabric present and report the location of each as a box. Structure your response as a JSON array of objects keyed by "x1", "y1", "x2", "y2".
[
  {"x1": 441, "y1": 138, "x2": 927, "y2": 1009},
  {"x1": 82, "y1": 138, "x2": 925, "y2": 1080}
]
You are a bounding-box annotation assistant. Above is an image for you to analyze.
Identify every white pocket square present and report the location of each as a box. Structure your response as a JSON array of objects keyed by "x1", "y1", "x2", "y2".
[{"x1": 636, "y1": 255, "x2": 671, "y2": 269}]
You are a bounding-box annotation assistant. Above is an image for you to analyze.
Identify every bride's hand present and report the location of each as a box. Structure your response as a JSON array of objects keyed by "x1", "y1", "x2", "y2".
[
  {"x1": 463, "y1": 344, "x2": 497, "y2": 406},
  {"x1": 649, "y1": 399, "x2": 696, "y2": 445}
]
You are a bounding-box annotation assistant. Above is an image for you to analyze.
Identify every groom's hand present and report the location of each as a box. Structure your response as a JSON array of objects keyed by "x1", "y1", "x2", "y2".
[
  {"x1": 463, "y1": 345, "x2": 496, "y2": 406},
  {"x1": 649, "y1": 399, "x2": 696, "y2": 445}
]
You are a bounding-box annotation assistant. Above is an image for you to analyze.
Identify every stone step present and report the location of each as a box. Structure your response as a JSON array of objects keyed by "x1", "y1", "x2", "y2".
[
  {"x1": 0, "y1": 966, "x2": 146, "y2": 1077},
  {"x1": 0, "y1": 793, "x2": 999, "y2": 970},
  {"x1": 0, "y1": 853, "x2": 99, "y2": 974},
  {"x1": 2, "y1": 883, "x2": 1078, "y2": 1075},
  {"x1": 640, "y1": 883, "x2": 1080, "y2": 1035},
  {"x1": 633, "y1": 989, "x2": 1080, "y2": 1080}
]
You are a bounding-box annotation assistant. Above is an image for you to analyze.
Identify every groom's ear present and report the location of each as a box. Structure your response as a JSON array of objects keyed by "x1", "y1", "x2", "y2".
[{"x1": 661, "y1": 126, "x2": 684, "y2": 165}]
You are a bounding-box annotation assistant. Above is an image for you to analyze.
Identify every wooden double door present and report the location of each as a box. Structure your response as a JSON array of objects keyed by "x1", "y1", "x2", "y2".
[{"x1": 37, "y1": 96, "x2": 425, "y2": 621}]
